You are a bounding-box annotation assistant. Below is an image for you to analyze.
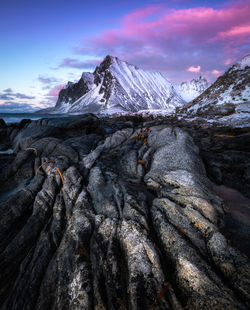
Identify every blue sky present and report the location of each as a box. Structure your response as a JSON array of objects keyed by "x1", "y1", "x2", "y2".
[{"x1": 0, "y1": 0, "x2": 249, "y2": 112}]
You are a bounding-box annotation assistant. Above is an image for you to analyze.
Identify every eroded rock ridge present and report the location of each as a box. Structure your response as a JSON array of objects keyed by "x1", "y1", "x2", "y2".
[{"x1": 0, "y1": 114, "x2": 250, "y2": 310}]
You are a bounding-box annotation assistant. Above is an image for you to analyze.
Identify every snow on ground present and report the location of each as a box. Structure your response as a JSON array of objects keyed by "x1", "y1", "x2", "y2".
[{"x1": 69, "y1": 84, "x2": 104, "y2": 112}]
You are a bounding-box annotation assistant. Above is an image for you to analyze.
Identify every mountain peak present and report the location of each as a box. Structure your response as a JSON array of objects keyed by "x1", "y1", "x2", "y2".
[
  {"x1": 177, "y1": 76, "x2": 210, "y2": 102},
  {"x1": 94, "y1": 55, "x2": 128, "y2": 77},
  {"x1": 98, "y1": 55, "x2": 138, "y2": 72},
  {"x1": 180, "y1": 56, "x2": 250, "y2": 118},
  {"x1": 94, "y1": 55, "x2": 114, "y2": 73},
  {"x1": 228, "y1": 54, "x2": 250, "y2": 73},
  {"x1": 197, "y1": 75, "x2": 207, "y2": 81},
  {"x1": 237, "y1": 54, "x2": 250, "y2": 69},
  {"x1": 101, "y1": 54, "x2": 115, "y2": 65},
  {"x1": 53, "y1": 55, "x2": 185, "y2": 114}
]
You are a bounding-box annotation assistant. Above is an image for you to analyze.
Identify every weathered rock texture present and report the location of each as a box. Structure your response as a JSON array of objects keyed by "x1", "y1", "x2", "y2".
[{"x1": 0, "y1": 114, "x2": 250, "y2": 309}]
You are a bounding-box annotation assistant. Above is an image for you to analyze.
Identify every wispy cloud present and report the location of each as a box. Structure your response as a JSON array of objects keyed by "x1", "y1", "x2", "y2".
[
  {"x1": 0, "y1": 90, "x2": 35, "y2": 100},
  {"x1": 217, "y1": 25, "x2": 250, "y2": 39},
  {"x1": 38, "y1": 100, "x2": 54, "y2": 108},
  {"x1": 38, "y1": 75, "x2": 60, "y2": 85},
  {"x1": 224, "y1": 58, "x2": 234, "y2": 65},
  {"x1": 0, "y1": 94, "x2": 14, "y2": 100},
  {"x1": 58, "y1": 58, "x2": 101, "y2": 69},
  {"x1": 73, "y1": 0, "x2": 250, "y2": 81},
  {"x1": 45, "y1": 83, "x2": 66, "y2": 103},
  {"x1": 14, "y1": 93, "x2": 35, "y2": 99},
  {"x1": 0, "y1": 88, "x2": 39, "y2": 112},
  {"x1": 211, "y1": 69, "x2": 222, "y2": 76},
  {"x1": 0, "y1": 101, "x2": 37, "y2": 112},
  {"x1": 187, "y1": 65, "x2": 201, "y2": 73},
  {"x1": 3, "y1": 88, "x2": 13, "y2": 93}
]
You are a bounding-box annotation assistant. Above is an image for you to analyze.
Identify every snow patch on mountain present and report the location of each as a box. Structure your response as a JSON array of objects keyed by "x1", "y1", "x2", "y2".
[
  {"x1": 67, "y1": 83, "x2": 105, "y2": 113},
  {"x1": 234, "y1": 54, "x2": 250, "y2": 70},
  {"x1": 179, "y1": 55, "x2": 250, "y2": 123},
  {"x1": 51, "y1": 55, "x2": 185, "y2": 114},
  {"x1": 81, "y1": 72, "x2": 95, "y2": 89},
  {"x1": 176, "y1": 76, "x2": 210, "y2": 102}
]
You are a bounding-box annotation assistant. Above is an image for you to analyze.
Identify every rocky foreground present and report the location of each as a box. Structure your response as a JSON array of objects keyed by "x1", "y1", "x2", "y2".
[{"x1": 0, "y1": 114, "x2": 250, "y2": 310}]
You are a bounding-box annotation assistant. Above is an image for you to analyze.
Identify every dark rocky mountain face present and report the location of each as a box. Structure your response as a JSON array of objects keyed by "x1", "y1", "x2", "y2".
[
  {"x1": 54, "y1": 56, "x2": 114, "y2": 109},
  {"x1": 55, "y1": 55, "x2": 115, "y2": 109},
  {"x1": 55, "y1": 73, "x2": 94, "y2": 107},
  {"x1": 93, "y1": 55, "x2": 114, "y2": 104},
  {"x1": 52, "y1": 56, "x2": 219, "y2": 116},
  {"x1": 0, "y1": 115, "x2": 250, "y2": 309},
  {"x1": 52, "y1": 55, "x2": 184, "y2": 114},
  {"x1": 180, "y1": 55, "x2": 250, "y2": 118}
]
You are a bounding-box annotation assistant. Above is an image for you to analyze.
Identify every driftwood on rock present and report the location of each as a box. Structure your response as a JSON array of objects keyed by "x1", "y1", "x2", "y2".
[{"x1": 0, "y1": 114, "x2": 249, "y2": 310}]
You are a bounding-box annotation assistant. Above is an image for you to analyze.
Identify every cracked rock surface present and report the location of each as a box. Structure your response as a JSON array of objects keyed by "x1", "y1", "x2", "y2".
[{"x1": 0, "y1": 114, "x2": 249, "y2": 309}]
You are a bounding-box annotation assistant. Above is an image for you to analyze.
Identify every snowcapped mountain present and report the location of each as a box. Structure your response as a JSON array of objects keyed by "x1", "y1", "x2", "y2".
[
  {"x1": 176, "y1": 76, "x2": 210, "y2": 102},
  {"x1": 50, "y1": 55, "x2": 185, "y2": 114},
  {"x1": 55, "y1": 72, "x2": 94, "y2": 107},
  {"x1": 180, "y1": 55, "x2": 250, "y2": 118}
]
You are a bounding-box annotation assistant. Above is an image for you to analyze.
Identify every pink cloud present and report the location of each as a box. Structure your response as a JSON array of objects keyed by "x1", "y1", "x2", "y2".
[
  {"x1": 47, "y1": 84, "x2": 66, "y2": 97},
  {"x1": 187, "y1": 65, "x2": 201, "y2": 73},
  {"x1": 211, "y1": 69, "x2": 222, "y2": 76},
  {"x1": 224, "y1": 58, "x2": 234, "y2": 65},
  {"x1": 59, "y1": 58, "x2": 101, "y2": 69},
  {"x1": 76, "y1": 0, "x2": 250, "y2": 81},
  {"x1": 123, "y1": 5, "x2": 163, "y2": 26},
  {"x1": 218, "y1": 25, "x2": 250, "y2": 38}
]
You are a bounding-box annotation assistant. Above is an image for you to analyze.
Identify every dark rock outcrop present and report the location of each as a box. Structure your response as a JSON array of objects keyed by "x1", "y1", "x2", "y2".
[
  {"x1": 178, "y1": 55, "x2": 250, "y2": 123},
  {"x1": 0, "y1": 118, "x2": 7, "y2": 129},
  {"x1": 190, "y1": 126, "x2": 250, "y2": 199},
  {"x1": 0, "y1": 114, "x2": 250, "y2": 309},
  {"x1": 55, "y1": 73, "x2": 94, "y2": 107}
]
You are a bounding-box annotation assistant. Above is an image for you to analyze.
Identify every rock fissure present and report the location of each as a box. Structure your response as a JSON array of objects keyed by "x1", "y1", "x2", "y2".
[{"x1": 0, "y1": 114, "x2": 249, "y2": 309}]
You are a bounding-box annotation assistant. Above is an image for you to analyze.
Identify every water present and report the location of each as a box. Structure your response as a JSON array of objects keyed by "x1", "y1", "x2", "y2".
[
  {"x1": 0, "y1": 112, "x2": 70, "y2": 124},
  {"x1": 212, "y1": 184, "x2": 250, "y2": 258},
  {"x1": 0, "y1": 149, "x2": 13, "y2": 155}
]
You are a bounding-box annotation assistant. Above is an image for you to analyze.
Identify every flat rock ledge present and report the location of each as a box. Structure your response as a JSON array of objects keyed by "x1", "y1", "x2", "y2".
[{"x1": 0, "y1": 114, "x2": 250, "y2": 310}]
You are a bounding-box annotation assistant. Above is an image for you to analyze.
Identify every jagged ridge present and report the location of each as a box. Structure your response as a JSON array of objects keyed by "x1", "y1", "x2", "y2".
[
  {"x1": 53, "y1": 55, "x2": 185, "y2": 114},
  {"x1": 176, "y1": 76, "x2": 210, "y2": 102},
  {"x1": 181, "y1": 55, "x2": 250, "y2": 117}
]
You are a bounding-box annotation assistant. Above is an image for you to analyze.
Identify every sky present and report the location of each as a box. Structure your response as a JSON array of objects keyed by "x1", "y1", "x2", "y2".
[{"x1": 0, "y1": 0, "x2": 249, "y2": 112}]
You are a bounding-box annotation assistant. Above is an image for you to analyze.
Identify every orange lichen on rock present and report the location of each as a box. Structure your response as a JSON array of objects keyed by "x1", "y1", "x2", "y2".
[
  {"x1": 131, "y1": 128, "x2": 151, "y2": 145},
  {"x1": 35, "y1": 160, "x2": 55, "y2": 176},
  {"x1": 156, "y1": 283, "x2": 171, "y2": 301},
  {"x1": 56, "y1": 168, "x2": 64, "y2": 185},
  {"x1": 138, "y1": 159, "x2": 146, "y2": 166},
  {"x1": 176, "y1": 227, "x2": 188, "y2": 237},
  {"x1": 214, "y1": 134, "x2": 235, "y2": 138},
  {"x1": 194, "y1": 223, "x2": 200, "y2": 228}
]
